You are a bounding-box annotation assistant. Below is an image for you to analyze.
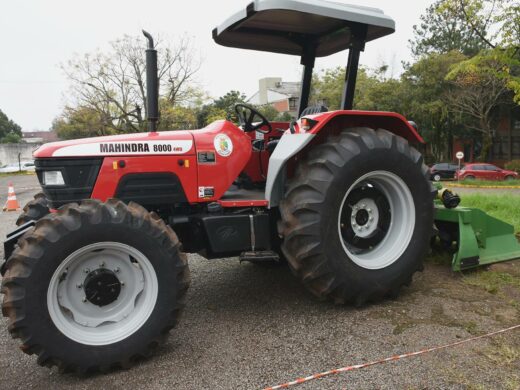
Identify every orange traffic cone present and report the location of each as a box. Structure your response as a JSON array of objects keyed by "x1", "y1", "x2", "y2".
[{"x1": 3, "y1": 182, "x2": 21, "y2": 212}]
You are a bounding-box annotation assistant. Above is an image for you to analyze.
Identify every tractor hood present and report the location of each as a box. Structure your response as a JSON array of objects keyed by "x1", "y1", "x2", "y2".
[{"x1": 33, "y1": 130, "x2": 195, "y2": 158}]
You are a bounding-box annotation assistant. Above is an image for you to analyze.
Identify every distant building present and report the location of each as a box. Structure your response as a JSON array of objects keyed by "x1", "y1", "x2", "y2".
[
  {"x1": 22, "y1": 130, "x2": 60, "y2": 144},
  {"x1": 248, "y1": 77, "x2": 301, "y2": 118},
  {"x1": 452, "y1": 105, "x2": 520, "y2": 166}
]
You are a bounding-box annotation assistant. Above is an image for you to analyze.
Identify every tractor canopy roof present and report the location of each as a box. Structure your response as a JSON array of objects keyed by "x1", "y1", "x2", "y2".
[{"x1": 213, "y1": 0, "x2": 395, "y2": 57}]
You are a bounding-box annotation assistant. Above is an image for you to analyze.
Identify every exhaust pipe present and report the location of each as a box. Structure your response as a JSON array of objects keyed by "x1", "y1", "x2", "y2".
[{"x1": 142, "y1": 30, "x2": 159, "y2": 133}]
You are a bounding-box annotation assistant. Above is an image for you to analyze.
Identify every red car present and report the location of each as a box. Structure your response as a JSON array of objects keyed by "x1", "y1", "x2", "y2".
[{"x1": 456, "y1": 163, "x2": 519, "y2": 181}]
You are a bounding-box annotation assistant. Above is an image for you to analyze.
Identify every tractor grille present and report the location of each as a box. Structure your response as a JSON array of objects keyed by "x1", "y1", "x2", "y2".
[{"x1": 35, "y1": 158, "x2": 103, "y2": 208}]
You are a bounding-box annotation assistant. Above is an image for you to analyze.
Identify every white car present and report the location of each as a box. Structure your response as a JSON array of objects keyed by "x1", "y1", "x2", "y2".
[{"x1": 0, "y1": 161, "x2": 36, "y2": 173}]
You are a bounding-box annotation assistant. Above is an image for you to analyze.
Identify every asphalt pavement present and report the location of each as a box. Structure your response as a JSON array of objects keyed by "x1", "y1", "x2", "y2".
[{"x1": 0, "y1": 174, "x2": 519, "y2": 389}]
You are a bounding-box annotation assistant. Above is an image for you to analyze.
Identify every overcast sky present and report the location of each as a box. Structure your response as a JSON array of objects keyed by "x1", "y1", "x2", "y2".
[{"x1": 0, "y1": 0, "x2": 432, "y2": 131}]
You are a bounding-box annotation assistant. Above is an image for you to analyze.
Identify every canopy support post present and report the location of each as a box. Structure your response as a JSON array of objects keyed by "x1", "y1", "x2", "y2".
[
  {"x1": 297, "y1": 44, "x2": 316, "y2": 118},
  {"x1": 341, "y1": 24, "x2": 368, "y2": 110}
]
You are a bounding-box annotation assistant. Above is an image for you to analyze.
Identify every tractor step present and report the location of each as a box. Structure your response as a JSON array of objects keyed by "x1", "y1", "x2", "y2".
[{"x1": 239, "y1": 250, "x2": 280, "y2": 263}]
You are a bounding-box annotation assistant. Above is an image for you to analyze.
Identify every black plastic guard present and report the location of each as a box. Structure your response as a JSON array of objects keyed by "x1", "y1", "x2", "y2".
[{"x1": 1, "y1": 221, "x2": 36, "y2": 275}]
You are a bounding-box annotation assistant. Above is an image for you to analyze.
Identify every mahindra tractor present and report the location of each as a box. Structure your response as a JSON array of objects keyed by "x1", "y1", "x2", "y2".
[{"x1": 2, "y1": 0, "x2": 520, "y2": 374}]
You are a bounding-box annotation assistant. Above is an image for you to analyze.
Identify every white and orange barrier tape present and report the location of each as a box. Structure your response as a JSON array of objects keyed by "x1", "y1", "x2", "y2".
[{"x1": 263, "y1": 323, "x2": 520, "y2": 390}]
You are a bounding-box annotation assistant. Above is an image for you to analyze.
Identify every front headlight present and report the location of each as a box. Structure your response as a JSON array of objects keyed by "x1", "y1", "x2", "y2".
[{"x1": 43, "y1": 171, "x2": 65, "y2": 186}]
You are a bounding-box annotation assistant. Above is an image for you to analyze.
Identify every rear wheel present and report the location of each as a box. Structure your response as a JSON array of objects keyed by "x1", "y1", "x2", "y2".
[
  {"x1": 279, "y1": 128, "x2": 435, "y2": 304},
  {"x1": 2, "y1": 199, "x2": 190, "y2": 373},
  {"x1": 505, "y1": 175, "x2": 515, "y2": 181},
  {"x1": 433, "y1": 174, "x2": 441, "y2": 182},
  {"x1": 16, "y1": 193, "x2": 50, "y2": 226},
  {"x1": 464, "y1": 175, "x2": 476, "y2": 181}
]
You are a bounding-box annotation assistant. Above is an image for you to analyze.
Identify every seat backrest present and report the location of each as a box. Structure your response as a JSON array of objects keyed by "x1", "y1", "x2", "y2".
[{"x1": 299, "y1": 105, "x2": 329, "y2": 118}]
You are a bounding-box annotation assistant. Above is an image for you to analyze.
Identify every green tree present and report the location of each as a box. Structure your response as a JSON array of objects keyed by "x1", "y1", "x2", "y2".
[
  {"x1": 411, "y1": 0, "x2": 487, "y2": 57},
  {"x1": 213, "y1": 90, "x2": 247, "y2": 122},
  {"x1": 159, "y1": 100, "x2": 198, "y2": 130},
  {"x1": 52, "y1": 106, "x2": 114, "y2": 140},
  {"x1": 401, "y1": 51, "x2": 469, "y2": 160},
  {"x1": 441, "y1": 0, "x2": 519, "y2": 49},
  {"x1": 0, "y1": 109, "x2": 22, "y2": 140},
  {"x1": 255, "y1": 104, "x2": 280, "y2": 121},
  {"x1": 61, "y1": 34, "x2": 200, "y2": 134},
  {"x1": 1, "y1": 132, "x2": 22, "y2": 143},
  {"x1": 446, "y1": 49, "x2": 519, "y2": 159},
  {"x1": 197, "y1": 90, "x2": 247, "y2": 127},
  {"x1": 311, "y1": 66, "x2": 382, "y2": 110}
]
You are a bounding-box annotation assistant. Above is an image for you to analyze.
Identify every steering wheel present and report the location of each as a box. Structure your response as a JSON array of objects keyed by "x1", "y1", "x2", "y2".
[{"x1": 234, "y1": 104, "x2": 272, "y2": 134}]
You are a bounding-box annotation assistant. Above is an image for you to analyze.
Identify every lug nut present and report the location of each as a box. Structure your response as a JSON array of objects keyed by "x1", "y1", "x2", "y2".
[
  {"x1": 82, "y1": 297, "x2": 87, "y2": 303},
  {"x1": 100, "y1": 262, "x2": 105, "y2": 267},
  {"x1": 114, "y1": 267, "x2": 120, "y2": 273},
  {"x1": 76, "y1": 283, "x2": 83, "y2": 289},
  {"x1": 83, "y1": 268, "x2": 90, "y2": 274},
  {"x1": 121, "y1": 282, "x2": 125, "y2": 287}
]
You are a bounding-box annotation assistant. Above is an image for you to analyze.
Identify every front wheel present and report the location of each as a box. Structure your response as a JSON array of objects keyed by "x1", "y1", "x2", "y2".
[
  {"x1": 279, "y1": 128, "x2": 435, "y2": 305},
  {"x1": 1, "y1": 199, "x2": 190, "y2": 373},
  {"x1": 433, "y1": 174, "x2": 441, "y2": 182},
  {"x1": 16, "y1": 192, "x2": 50, "y2": 226}
]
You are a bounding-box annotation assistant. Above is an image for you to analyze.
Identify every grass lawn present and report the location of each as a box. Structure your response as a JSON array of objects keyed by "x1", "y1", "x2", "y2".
[
  {"x1": 430, "y1": 192, "x2": 520, "y2": 329},
  {"x1": 0, "y1": 171, "x2": 36, "y2": 178},
  {"x1": 460, "y1": 193, "x2": 520, "y2": 232}
]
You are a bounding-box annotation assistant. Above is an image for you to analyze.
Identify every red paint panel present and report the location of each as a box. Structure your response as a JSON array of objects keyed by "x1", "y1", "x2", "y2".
[
  {"x1": 302, "y1": 110, "x2": 424, "y2": 143},
  {"x1": 91, "y1": 155, "x2": 198, "y2": 202},
  {"x1": 242, "y1": 123, "x2": 287, "y2": 183},
  {"x1": 193, "y1": 120, "x2": 252, "y2": 201}
]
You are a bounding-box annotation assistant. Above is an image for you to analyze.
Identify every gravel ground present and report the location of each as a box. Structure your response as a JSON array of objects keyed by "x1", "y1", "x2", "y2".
[{"x1": 0, "y1": 174, "x2": 519, "y2": 389}]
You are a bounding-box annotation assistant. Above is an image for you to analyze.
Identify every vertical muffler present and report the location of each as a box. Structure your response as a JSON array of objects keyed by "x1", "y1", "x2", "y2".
[{"x1": 142, "y1": 30, "x2": 159, "y2": 133}]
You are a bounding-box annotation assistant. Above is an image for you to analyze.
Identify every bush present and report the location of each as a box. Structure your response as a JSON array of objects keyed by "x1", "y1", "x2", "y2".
[{"x1": 505, "y1": 160, "x2": 520, "y2": 174}]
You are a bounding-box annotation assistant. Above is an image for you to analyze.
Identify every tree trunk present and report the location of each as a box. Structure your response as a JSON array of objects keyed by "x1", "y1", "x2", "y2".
[{"x1": 480, "y1": 132, "x2": 493, "y2": 162}]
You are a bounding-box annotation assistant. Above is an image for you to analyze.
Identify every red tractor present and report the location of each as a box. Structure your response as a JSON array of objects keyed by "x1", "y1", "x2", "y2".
[{"x1": 2, "y1": 0, "x2": 435, "y2": 372}]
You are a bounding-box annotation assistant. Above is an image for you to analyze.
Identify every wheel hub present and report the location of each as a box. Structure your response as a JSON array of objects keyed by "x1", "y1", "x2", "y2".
[
  {"x1": 84, "y1": 268, "x2": 121, "y2": 307},
  {"x1": 48, "y1": 242, "x2": 158, "y2": 345},
  {"x1": 338, "y1": 171, "x2": 416, "y2": 270},
  {"x1": 348, "y1": 196, "x2": 382, "y2": 239}
]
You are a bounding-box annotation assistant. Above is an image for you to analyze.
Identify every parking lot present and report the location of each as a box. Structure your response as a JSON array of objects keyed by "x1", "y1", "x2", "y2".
[{"x1": 0, "y1": 174, "x2": 519, "y2": 389}]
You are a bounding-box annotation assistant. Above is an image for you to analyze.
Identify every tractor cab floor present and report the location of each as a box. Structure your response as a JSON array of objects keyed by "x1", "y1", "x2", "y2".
[{"x1": 221, "y1": 186, "x2": 266, "y2": 202}]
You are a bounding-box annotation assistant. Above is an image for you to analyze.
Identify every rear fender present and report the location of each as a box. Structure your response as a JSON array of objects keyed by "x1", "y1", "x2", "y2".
[{"x1": 265, "y1": 111, "x2": 423, "y2": 208}]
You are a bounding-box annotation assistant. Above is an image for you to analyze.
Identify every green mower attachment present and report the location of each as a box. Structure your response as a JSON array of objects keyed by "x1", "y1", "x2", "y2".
[{"x1": 434, "y1": 202, "x2": 520, "y2": 272}]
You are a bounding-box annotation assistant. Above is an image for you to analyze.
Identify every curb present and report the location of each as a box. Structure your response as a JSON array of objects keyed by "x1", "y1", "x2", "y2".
[{"x1": 445, "y1": 183, "x2": 520, "y2": 189}]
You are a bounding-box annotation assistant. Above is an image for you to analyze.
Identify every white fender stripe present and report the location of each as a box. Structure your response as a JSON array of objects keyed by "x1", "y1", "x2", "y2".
[{"x1": 52, "y1": 140, "x2": 193, "y2": 157}]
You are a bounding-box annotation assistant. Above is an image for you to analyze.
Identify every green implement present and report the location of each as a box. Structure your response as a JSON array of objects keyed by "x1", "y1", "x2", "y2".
[{"x1": 434, "y1": 204, "x2": 520, "y2": 272}]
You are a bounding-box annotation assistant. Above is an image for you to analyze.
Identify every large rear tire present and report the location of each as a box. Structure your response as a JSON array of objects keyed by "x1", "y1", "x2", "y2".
[
  {"x1": 2, "y1": 199, "x2": 190, "y2": 373},
  {"x1": 16, "y1": 193, "x2": 50, "y2": 226},
  {"x1": 279, "y1": 128, "x2": 435, "y2": 305}
]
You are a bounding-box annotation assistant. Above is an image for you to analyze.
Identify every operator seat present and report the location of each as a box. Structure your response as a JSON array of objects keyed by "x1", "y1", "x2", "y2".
[
  {"x1": 265, "y1": 105, "x2": 329, "y2": 153},
  {"x1": 299, "y1": 105, "x2": 328, "y2": 118}
]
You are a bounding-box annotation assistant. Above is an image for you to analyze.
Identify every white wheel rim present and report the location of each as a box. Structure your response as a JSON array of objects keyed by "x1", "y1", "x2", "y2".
[
  {"x1": 47, "y1": 242, "x2": 158, "y2": 346},
  {"x1": 434, "y1": 174, "x2": 441, "y2": 181},
  {"x1": 338, "y1": 171, "x2": 415, "y2": 270}
]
